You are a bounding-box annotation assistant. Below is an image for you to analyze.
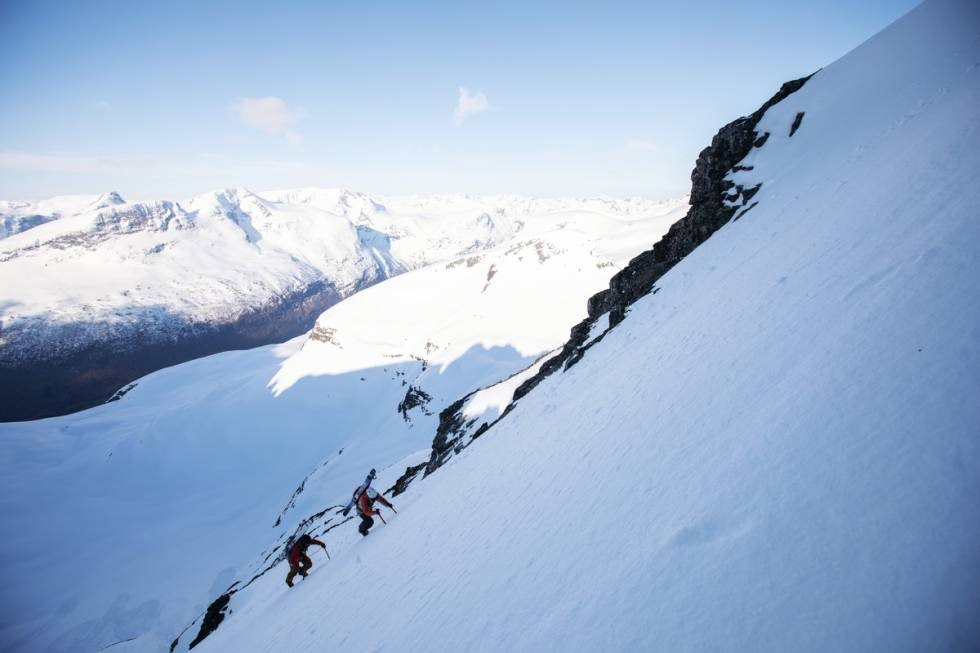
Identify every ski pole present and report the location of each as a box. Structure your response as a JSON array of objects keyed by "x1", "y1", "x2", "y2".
[{"x1": 376, "y1": 511, "x2": 387, "y2": 525}]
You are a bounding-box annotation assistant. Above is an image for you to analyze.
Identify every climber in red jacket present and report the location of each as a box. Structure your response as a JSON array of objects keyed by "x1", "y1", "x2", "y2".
[{"x1": 285, "y1": 533, "x2": 327, "y2": 587}]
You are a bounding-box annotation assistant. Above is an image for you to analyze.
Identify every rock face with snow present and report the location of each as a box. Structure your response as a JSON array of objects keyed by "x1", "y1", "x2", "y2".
[
  {"x1": 405, "y1": 75, "x2": 823, "y2": 482},
  {"x1": 0, "y1": 189, "x2": 678, "y2": 421},
  {"x1": 592, "y1": 74, "x2": 813, "y2": 327}
]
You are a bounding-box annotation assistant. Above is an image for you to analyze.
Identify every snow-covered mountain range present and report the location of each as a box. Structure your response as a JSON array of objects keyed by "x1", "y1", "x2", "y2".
[
  {"x1": 0, "y1": 189, "x2": 684, "y2": 421},
  {"x1": 1, "y1": 0, "x2": 978, "y2": 652}
]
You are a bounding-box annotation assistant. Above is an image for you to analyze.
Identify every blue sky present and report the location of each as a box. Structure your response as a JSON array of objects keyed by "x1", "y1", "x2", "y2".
[{"x1": 0, "y1": 0, "x2": 919, "y2": 201}]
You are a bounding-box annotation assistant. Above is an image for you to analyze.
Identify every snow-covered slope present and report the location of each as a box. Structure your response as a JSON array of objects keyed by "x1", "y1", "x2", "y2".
[
  {"x1": 185, "y1": 1, "x2": 977, "y2": 651},
  {"x1": 0, "y1": 198, "x2": 684, "y2": 652},
  {"x1": 0, "y1": 188, "x2": 683, "y2": 420}
]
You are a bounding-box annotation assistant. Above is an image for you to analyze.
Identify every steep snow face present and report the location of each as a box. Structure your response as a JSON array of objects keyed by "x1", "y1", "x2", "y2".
[
  {"x1": 0, "y1": 199, "x2": 685, "y2": 653},
  {"x1": 0, "y1": 188, "x2": 685, "y2": 420},
  {"x1": 191, "y1": 1, "x2": 980, "y2": 652}
]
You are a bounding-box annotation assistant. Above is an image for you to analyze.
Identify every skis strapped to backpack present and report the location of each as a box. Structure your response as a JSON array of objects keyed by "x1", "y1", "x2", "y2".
[{"x1": 341, "y1": 472, "x2": 375, "y2": 516}]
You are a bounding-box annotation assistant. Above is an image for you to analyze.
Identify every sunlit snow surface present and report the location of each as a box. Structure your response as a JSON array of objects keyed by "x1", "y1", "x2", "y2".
[
  {"x1": 0, "y1": 192, "x2": 686, "y2": 651},
  {"x1": 200, "y1": 1, "x2": 978, "y2": 651}
]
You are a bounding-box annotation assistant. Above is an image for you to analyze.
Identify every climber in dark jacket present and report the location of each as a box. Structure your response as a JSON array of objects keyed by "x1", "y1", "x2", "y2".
[
  {"x1": 356, "y1": 487, "x2": 395, "y2": 536},
  {"x1": 285, "y1": 534, "x2": 327, "y2": 587}
]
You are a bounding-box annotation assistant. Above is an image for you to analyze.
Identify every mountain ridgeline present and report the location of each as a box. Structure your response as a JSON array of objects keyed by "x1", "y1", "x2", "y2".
[{"x1": 397, "y1": 74, "x2": 814, "y2": 488}]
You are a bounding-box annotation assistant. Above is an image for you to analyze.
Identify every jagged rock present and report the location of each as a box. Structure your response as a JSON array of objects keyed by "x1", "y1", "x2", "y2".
[
  {"x1": 741, "y1": 183, "x2": 762, "y2": 203},
  {"x1": 604, "y1": 74, "x2": 812, "y2": 327},
  {"x1": 388, "y1": 462, "x2": 426, "y2": 497},
  {"x1": 423, "y1": 396, "x2": 471, "y2": 474},
  {"x1": 398, "y1": 385, "x2": 433, "y2": 421},
  {"x1": 188, "y1": 592, "x2": 232, "y2": 649},
  {"x1": 790, "y1": 111, "x2": 805, "y2": 136},
  {"x1": 587, "y1": 289, "x2": 611, "y2": 319}
]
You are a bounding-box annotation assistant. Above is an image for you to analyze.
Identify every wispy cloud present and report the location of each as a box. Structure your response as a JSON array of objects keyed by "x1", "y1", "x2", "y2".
[
  {"x1": 230, "y1": 96, "x2": 306, "y2": 142},
  {"x1": 625, "y1": 139, "x2": 656, "y2": 152},
  {"x1": 453, "y1": 87, "x2": 491, "y2": 125},
  {"x1": 92, "y1": 100, "x2": 112, "y2": 112}
]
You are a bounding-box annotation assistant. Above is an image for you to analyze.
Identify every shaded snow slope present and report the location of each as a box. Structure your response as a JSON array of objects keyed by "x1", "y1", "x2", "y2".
[
  {"x1": 0, "y1": 201, "x2": 683, "y2": 653},
  {"x1": 195, "y1": 1, "x2": 980, "y2": 651},
  {"x1": 0, "y1": 188, "x2": 684, "y2": 420}
]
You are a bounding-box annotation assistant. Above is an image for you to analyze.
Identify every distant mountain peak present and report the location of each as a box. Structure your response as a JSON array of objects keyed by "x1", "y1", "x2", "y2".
[{"x1": 91, "y1": 191, "x2": 126, "y2": 209}]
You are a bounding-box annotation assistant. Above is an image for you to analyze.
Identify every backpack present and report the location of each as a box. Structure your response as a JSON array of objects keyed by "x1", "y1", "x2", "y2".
[
  {"x1": 341, "y1": 471, "x2": 376, "y2": 516},
  {"x1": 288, "y1": 534, "x2": 311, "y2": 561}
]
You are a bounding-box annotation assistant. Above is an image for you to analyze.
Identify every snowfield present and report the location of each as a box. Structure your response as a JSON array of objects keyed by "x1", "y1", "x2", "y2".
[{"x1": 0, "y1": 192, "x2": 685, "y2": 652}]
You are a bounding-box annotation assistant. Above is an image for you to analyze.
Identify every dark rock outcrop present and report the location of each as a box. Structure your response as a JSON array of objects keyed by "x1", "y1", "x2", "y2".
[
  {"x1": 388, "y1": 462, "x2": 426, "y2": 497},
  {"x1": 598, "y1": 74, "x2": 812, "y2": 327},
  {"x1": 521, "y1": 74, "x2": 814, "y2": 388},
  {"x1": 424, "y1": 396, "x2": 474, "y2": 475},
  {"x1": 187, "y1": 592, "x2": 232, "y2": 649},
  {"x1": 398, "y1": 385, "x2": 433, "y2": 421},
  {"x1": 790, "y1": 111, "x2": 805, "y2": 137}
]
